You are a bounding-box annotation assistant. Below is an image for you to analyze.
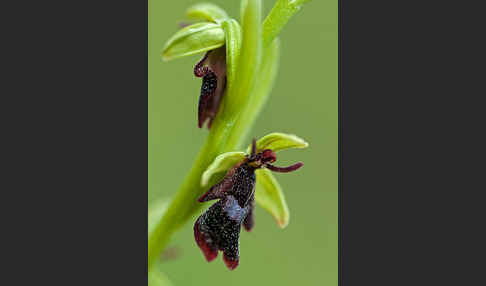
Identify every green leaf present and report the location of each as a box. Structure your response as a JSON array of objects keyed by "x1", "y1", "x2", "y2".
[
  {"x1": 148, "y1": 265, "x2": 173, "y2": 286},
  {"x1": 262, "y1": 0, "x2": 313, "y2": 48},
  {"x1": 221, "y1": 19, "x2": 241, "y2": 90},
  {"x1": 255, "y1": 168, "x2": 290, "y2": 228},
  {"x1": 161, "y1": 22, "x2": 225, "y2": 61},
  {"x1": 201, "y1": 151, "x2": 246, "y2": 186},
  {"x1": 247, "y1": 132, "x2": 309, "y2": 153},
  {"x1": 186, "y1": 3, "x2": 229, "y2": 23},
  {"x1": 148, "y1": 198, "x2": 170, "y2": 237}
]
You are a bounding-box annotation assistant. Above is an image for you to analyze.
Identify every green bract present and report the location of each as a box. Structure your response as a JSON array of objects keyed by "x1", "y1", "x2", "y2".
[
  {"x1": 201, "y1": 151, "x2": 246, "y2": 186},
  {"x1": 161, "y1": 22, "x2": 225, "y2": 61},
  {"x1": 247, "y1": 132, "x2": 309, "y2": 153},
  {"x1": 186, "y1": 3, "x2": 229, "y2": 23}
]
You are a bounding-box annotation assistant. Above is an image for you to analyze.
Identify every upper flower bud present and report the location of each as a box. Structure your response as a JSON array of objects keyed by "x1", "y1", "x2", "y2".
[{"x1": 194, "y1": 47, "x2": 227, "y2": 129}]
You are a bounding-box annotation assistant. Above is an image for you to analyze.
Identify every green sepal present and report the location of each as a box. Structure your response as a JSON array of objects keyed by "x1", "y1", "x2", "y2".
[
  {"x1": 247, "y1": 132, "x2": 309, "y2": 153},
  {"x1": 200, "y1": 151, "x2": 246, "y2": 187},
  {"x1": 161, "y1": 22, "x2": 225, "y2": 61},
  {"x1": 255, "y1": 168, "x2": 290, "y2": 228},
  {"x1": 186, "y1": 3, "x2": 229, "y2": 23}
]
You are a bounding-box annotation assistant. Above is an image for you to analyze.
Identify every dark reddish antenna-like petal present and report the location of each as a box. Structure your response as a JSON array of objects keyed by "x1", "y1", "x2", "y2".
[
  {"x1": 267, "y1": 162, "x2": 303, "y2": 173},
  {"x1": 250, "y1": 138, "x2": 257, "y2": 158},
  {"x1": 194, "y1": 52, "x2": 210, "y2": 77}
]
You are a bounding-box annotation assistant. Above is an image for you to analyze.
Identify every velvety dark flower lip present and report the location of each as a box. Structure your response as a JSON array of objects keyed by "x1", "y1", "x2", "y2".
[
  {"x1": 194, "y1": 46, "x2": 227, "y2": 129},
  {"x1": 194, "y1": 139, "x2": 303, "y2": 270}
]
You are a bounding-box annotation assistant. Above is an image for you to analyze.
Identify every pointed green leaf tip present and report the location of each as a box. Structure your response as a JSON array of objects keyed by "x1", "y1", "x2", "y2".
[
  {"x1": 148, "y1": 198, "x2": 170, "y2": 237},
  {"x1": 247, "y1": 132, "x2": 309, "y2": 153},
  {"x1": 201, "y1": 151, "x2": 246, "y2": 186},
  {"x1": 161, "y1": 22, "x2": 225, "y2": 61},
  {"x1": 186, "y1": 3, "x2": 229, "y2": 23},
  {"x1": 148, "y1": 266, "x2": 173, "y2": 286},
  {"x1": 148, "y1": 198, "x2": 173, "y2": 286},
  {"x1": 255, "y1": 168, "x2": 290, "y2": 228}
]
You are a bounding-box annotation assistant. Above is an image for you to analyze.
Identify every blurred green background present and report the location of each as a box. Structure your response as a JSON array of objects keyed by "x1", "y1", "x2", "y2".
[{"x1": 149, "y1": 0, "x2": 337, "y2": 285}]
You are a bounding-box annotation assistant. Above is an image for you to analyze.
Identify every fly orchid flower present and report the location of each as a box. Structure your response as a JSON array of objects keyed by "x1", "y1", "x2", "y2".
[
  {"x1": 161, "y1": 3, "x2": 241, "y2": 129},
  {"x1": 194, "y1": 133, "x2": 309, "y2": 270},
  {"x1": 194, "y1": 47, "x2": 226, "y2": 128}
]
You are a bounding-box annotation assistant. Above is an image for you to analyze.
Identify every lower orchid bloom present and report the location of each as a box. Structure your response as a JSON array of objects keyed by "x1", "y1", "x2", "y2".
[{"x1": 194, "y1": 133, "x2": 308, "y2": 270}]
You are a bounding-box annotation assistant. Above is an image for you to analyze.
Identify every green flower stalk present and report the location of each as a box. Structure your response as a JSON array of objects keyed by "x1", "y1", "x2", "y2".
[{"x1": 149, "y1": 0, "x2": 312, "y2": 273}]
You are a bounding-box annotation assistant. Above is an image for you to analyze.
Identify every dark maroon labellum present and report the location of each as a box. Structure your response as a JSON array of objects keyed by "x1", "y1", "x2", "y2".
[
  {"x1": 194, "y1": 47, "x2": 227, "y2": 129},
  {"x1": 194, "y1": 139, "x2": 303, "y2": 270}
]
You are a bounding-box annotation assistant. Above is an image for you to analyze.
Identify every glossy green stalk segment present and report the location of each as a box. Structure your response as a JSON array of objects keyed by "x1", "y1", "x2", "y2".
[
  {"x1": 221, "y1": 19, "x2": 241, "y2": 90},
  {"x1": 148, "y1": 0, "x2": 263, "y2": 270},
  {"x1": 220, "y1": 0, "x2": 262, "y2": 120},
  {"x1": 262, "y1": 0, "x2": 312, "y2": 48},
  {"x1": 227, "y1": 39, "x2": 281, "y2": 149}
]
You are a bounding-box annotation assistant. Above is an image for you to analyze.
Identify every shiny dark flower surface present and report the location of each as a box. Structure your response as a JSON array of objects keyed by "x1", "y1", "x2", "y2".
[
  {"x1": 194, "y1": 46, "x2": 227, "y2": 129},
  {"x1": 194, "y1": 140, "x2": 303, "y2": 270}
]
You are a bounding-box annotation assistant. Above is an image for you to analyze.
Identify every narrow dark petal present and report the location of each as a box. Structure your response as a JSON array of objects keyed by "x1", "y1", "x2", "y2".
[
  {"x1": 250, "y1": 138, "x2": 257, "y2": 158},
  {"x1": 267, "y1": 162, "x2": 304, "y2": 173},
  {"x1": 242, "y1": 195, "x2": 255, "y2": 232}
]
